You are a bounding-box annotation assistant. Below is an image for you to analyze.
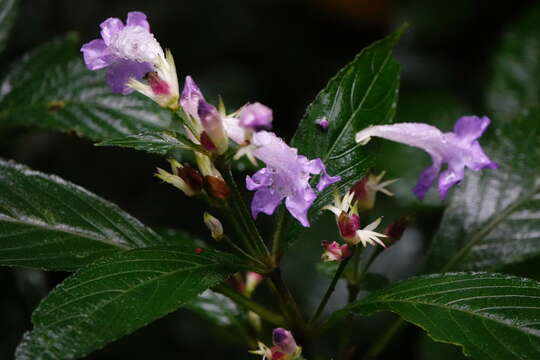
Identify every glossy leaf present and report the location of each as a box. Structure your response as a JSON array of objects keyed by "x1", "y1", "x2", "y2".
[
  {"x1": 425, "y1": 112, "x2": 540, "y2": 273},
  {"x1": 0, "y1": 159, "x2": 164, "y2": 270},
  {"x1": 348, "y1": 272, "x2": 540, "y2": 360},
  {"x1": 96, "y1": 131, "x2": 199, "y2": 156},
  {"x1": 0, "y1": 36, "x2": 176, "y2": 141},
  {"x1": 186, "y1": 289, "x2": 247, "y2": 332},
  {"x1": 486, "y1": 4, "x2": 540, "y2": 121},
  {"x1": 280, "y1": 26, "x2": 403, "y2": 245},
  {"x1": 0, "y1": 0, "x2": 18, "y2": 54},
  {"x1": 16, "y1": 247, "x2": 242, "y2": 360}
]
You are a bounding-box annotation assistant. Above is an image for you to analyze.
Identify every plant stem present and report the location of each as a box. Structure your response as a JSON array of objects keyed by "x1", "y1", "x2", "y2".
[
  {"x1": 214, "y1": 284, "x2": 286, "y2": 326},
  {"x1": 311, "y1": 247, "x2": 356, "y2": 324},
  {"x1": 221, "y1": 235, "x2": 267, "y2": 269},
  {"x1": 268, "y1": 269, "x2": 307, "y2": 335},
  {"x1": 363, "y1": 317, "x2": 404, "y2": 360}
]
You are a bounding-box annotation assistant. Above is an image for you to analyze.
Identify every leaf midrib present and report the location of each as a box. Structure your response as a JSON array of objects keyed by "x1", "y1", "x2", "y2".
[
  {"x1": 443, "y1": 183, "x2": 540, "y2": 271},
  {"x1": 0, "y1": 215, "x2": 129, "y2": 249},
  {"x1": 322, "y1": 50, "x2": 393, "y2": 163},
  {"x1": 356, "y1": 296, "x2": 540, "y2": 338}
]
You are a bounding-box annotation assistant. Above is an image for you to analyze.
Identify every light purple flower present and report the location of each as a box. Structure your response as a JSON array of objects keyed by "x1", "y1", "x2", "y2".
[
  {"x1": 355, "y1": 116, "x2": 497, "y2": 200},
  {"x1": 81, "y1": 11, "x2": 163, "y2": 94},
  {"x1": 239, "y1": 103, "x2": 273, "y2": 130},
  {"x1": 246, "y1": 131, "x2": 340, "y2": 227}
]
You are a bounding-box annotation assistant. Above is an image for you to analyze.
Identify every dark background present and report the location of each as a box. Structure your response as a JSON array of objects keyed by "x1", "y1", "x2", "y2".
[{"x1": 0, "y1": 0, "x2": 536, "y2": 359}]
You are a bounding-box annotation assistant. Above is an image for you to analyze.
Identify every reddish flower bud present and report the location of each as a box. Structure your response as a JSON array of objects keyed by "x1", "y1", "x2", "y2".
[
  {"x1": 205, "y1": 175, "x2": 230, "y2": 200},
  {"x1": 200, "y1": 131, "x2": 218, "y2": 152},
  {"x1": 338, "y1": 212, "x2": 360, "y2": 240},
  {"x1": 176, "y1": 163, "x2": 204, "y2": 193},
  {"x1": 148, "y1": 71, "x2": 171, "y2": 95},
  {"x1": 195, "y1": 247, "x2": 204, "y2": 254},
  {"x1": 384, "y1": 217, "x2": 408, "y2": 246},
  {"x1": 321, "y1": 241, "x2": 351, "y2": 262}
]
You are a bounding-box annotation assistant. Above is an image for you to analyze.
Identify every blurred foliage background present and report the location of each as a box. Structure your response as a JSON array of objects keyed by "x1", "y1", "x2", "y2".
[{"x1": 0, "y1": 0, "x2": 537, "y2": 359}]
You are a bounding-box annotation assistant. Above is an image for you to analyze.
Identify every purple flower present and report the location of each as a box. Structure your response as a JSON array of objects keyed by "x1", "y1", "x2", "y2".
[
  {"x1": 239, "y1": 103, "x2": 273, "y2": 130},
  {"x1": 272, "y1": 328, "x2": 299, "y2": 355},
  {"x1": 355, "y1": 116, "x2": 497, "y2": 199},
  {"x1": 246, "y1": 131, "x2": 340, "y2": 227},
  {"x1": 81, "y1": 11, "x2": 164, "y2": 94}
]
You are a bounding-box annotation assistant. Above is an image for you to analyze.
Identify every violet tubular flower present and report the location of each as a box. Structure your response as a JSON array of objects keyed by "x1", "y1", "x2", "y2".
[
  {"x1": 355, "y1": 116, "x2": 497, "y2": 199},
  {"x1": 246, "y1": 131, "x2": 340, "y2": 227},
  {"x1": 81, "y1": 11, "x2": 179, "y2": 107}
]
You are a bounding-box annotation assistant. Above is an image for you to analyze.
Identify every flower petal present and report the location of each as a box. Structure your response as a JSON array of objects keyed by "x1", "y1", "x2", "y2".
[
  {"x1": 413, "y1": 158, "x2": 441, "y2": 200},
  {"x1": 100, "y1": 17, "x2": 125, "y2": 46},
  {"x1": 251, "y1": 188, "x2": 284, "y2": 218},
  {"x1": 453, "y1": 116, "x2": 490, "y2": 144},
  {"x1": 438, "y1": 163, "x2": 465, "y2": 199},
  {"x1": 81, "y1": 39, "x2": 115, "y2": 70},
  {"x1": 126, "y1": 11, "x2": 150, "y2": 31},
  {"x1": 180, "y1": 76, "x2": 205, "y2": 119},
  {"x1": 106, "y1": 59, "x2": 153, "y2": 94},
  {"x1": 285, "y1": 189, "x2": 316, "y2": 227}
]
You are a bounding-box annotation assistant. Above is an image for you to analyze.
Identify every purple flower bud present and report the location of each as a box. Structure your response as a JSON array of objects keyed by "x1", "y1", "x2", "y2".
[
  {"x1": 355, "y1": 116, "x2": 497, "y2": 199},
  {"x1": 180, "y1": 76, "x2": 205, "y2": 119},
  {"x1": 272, "y1": 328, "x2": 298, "y2": 355},
  {"x1": 198, "y1": 99, "x2": 229, "y2": 154},
  {"x1": 239, "y1": 102, "x2": 273, "y2": 130},
  {"x1": 316, "y1": 117, "x2": 329, "y2": 131}
]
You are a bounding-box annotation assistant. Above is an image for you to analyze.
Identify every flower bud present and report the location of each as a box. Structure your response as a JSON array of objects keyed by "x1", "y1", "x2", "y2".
[
  {"x1": 352, "y1": 171, "x2": 397, "y2": 211},
  {"x1": 245, "y1": 272, "x2": 263, "y2": 297},
  {"x1": 180, "y1": 75, "x2": 204, "y2": 119},
  {"x1": 198, "y1": 99, "x2": 229, "y2": 155},
  {"x1": 321, "y1": 241, "x2": 351, "y2": 262},
  {"x1": 173, "y1": 161, "x2": 204, "y2": 193},
  {"x1": 203, "y1": 212, "x2": 224, "y2": 241},
  {"x1": 239, "y1": 102, "x2": 273, "y2": 131},
  {"x1": 383, "y1": 217, "x2": 408, "y2": 246},
  {"x1": 316, "y1": 117, "x2": 329, "y2": 131},
  {"x1": 338, "y1": 212, "x2": 360, "y2": 241},
  {"x1": 155, "y1": 160, "x2": 204, "y2": 196},
  {"x1": 272, "y1": 328, "x2": 300, "y2": 356},
  {"x1": 204, "y1": 175, "x2": 230, "y2": 200}
]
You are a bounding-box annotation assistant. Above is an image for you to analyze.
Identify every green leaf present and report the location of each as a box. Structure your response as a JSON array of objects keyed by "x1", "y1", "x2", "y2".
[
  {"x1": 0, "y1": 159, "x2": 165, "y2": 270},
  {"x1": 0, "y1": 0, "x2": 18, "y2": 54},
  {"x1": 96, "y1": 131, "x2": 199, "y2": 156},
  {"x1": 425, "y1": 111, "x2": 540, "y2": 273},
  {"x1": 16, "y1": 247, "x2": 242, "y2": 360},
  {"x1": 486, "y1": 4, "x2": 540, "y2": 121},
  {"x1": 186, "y1": 289, "x2": 245, "y2": 328},
  {"x1": 281, "y1": 26, "x2": 403, "y2": 245},
  {"x1": 348, "y1": 272, "x2": 540, "y2": 360},
  {"x1": 0, "y1": 36, "x2": 176, "y2": 141}
]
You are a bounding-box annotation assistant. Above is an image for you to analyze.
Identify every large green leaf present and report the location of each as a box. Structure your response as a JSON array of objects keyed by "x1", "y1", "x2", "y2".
[
  {"x1": 486, "y1": 4, "x2": 540, "y2": 121},
  {"x1": 278, "y1": 27, "x2": 403, "y2": 246},
  {"x1": 292, "y1": 27, "x2": 402, "y2": 213},
  {"x1": 16, "y1": 247, "x2": 242, "y2": 360},
  {"x1": 348, "y1": 272, "x2": 540, "y2": 360},
  {"x1": 0, "y1": 0, "x2": 18, "y2": 54},
  {"x1": 425, "y1": 112, "x2": 540, "y2": 273},
  {"x1": 0, "y1": 159, "x2": 165, "y2": 270},
  {"x1": 0, "y1": 36, "x2": 176, "y2": 141}
]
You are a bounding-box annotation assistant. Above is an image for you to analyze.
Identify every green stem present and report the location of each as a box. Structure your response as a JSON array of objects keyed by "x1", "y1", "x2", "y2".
[
  {"x1": 214, "y1": 284, "x2": 286, "y2": 326},
  {"x1": 363, "y1": 317, "x2": 404, "y2": 360},
  {"x1": 221, "y1": 235, "x2": 266, "y2": 269},
  {"x1": 311, "y1": 247, "x2": 356, "y2": 324},
  {"x1": 271, "y1": 209, "x2": 286, "y2": 261},
  {"x1": 268, "y1": 269, "x2": 307, "y2": 335}
]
